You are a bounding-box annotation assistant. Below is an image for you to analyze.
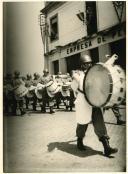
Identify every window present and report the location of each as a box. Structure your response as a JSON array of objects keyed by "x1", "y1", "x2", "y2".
[
  {"x1": 50, "y1": 14, "x2": 59, "y2": 41},
  {"x1": 86, "y1": 2, "x2": 97, "y2": 35}
]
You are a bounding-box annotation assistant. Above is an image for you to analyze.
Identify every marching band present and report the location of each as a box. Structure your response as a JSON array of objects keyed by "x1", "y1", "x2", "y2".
[{"x1": 3, "y1": 69, "x2": 76, "y2": 116}]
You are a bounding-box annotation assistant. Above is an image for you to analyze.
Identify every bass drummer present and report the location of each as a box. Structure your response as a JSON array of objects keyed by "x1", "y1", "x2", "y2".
[{"x1": 71, "y1": 54, "x2": 118, "y2": 157}]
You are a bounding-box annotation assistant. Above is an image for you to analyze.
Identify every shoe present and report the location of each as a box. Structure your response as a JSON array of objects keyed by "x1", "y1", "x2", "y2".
[
  {"x1": 70, "y1": 107, "x2": 72, "y2": 111},
  {"x1": 41, "y1": 106, "x2": 46, "y2": 113},
  {"x1": 100, "y1": 136, "x2": 118, "y2": 157},
  {"x1": 21, "y1": 111, "x2": 26, "y2": 116},
  {"x1": 66, "y1": 106, "x2": 68, "y2": 110},
  {"x1": 117, "y1": 120, "x2": 126, "y2": 125},
  {"x1": 57, "y1": 106, "x2": 60, "y2": 109},
  {"x1": 50, "y1": 110, "x2": 55, "y2": 114},
  {"x1": 104, "y1": 147, "x2": 118, "y2": 157},
  {"x1": 77, "y1": 138, "x2": 86, "y2": 151}
]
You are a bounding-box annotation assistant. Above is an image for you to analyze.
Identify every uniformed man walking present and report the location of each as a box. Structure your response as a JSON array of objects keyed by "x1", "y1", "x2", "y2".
[{"x1": 71, "y1": 55, "x2": 118, "y2": 157}]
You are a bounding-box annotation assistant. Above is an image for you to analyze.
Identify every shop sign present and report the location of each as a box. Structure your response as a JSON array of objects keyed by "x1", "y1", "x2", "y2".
[{"x1": 66, "y1": 28, "x2": 125, "y2": 56}]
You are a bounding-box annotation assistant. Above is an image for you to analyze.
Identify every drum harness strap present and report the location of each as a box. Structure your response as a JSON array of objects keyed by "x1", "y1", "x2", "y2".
[{"x1": 77, "y1": 88, "x2": 84, "y2": 94}]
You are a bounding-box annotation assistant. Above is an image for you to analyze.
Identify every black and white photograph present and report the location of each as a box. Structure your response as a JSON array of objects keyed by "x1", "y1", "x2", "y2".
[{"x1": 3, "y1": 1, "x2": 126, "y2": 172}]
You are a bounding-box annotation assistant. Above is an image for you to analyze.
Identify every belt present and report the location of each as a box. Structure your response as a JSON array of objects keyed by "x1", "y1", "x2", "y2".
[{"x1": 78, "y1": 88, "x2": 84, "y2": 94}]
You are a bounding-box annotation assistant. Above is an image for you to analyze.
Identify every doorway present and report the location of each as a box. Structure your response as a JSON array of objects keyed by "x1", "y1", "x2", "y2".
[
  {"x1": 53, "y1": 60, "x2": 59, "y2": 75},
  {"x1": 110, "y1": 39, "x2": 126, "y2": 70},
  {"x1": 66, "y1": 53, "x2": 80, "y2": 74}
]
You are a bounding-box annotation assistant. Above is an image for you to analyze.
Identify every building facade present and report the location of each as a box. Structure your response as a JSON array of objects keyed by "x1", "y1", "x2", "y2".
[{"x1": 40, "y1": 1, "x2": 126, "y2": 74}]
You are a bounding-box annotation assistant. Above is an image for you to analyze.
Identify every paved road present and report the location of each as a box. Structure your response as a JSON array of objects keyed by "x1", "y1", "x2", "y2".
[{"x1": 3, "y1": 106, "x2": 126, "y2": 172}]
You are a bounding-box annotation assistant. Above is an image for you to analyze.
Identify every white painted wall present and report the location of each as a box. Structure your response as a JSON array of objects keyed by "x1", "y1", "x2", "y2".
[
  {"x1": 3, "y1": 2, "x2": 44, "y2": 76},
  {"x1": 97, "y1": 1, "x2": 126, "y2": 31},
  {"x1": 47, "y1": 1, "x2": 86, "y2": 51}
]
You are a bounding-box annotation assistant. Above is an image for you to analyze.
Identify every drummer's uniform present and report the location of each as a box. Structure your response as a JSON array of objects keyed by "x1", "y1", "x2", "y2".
[
  {"x1": 55, "y1": 75, "x2": 63, "y2": 109},
  {"x1": 59, "y1": 75, "x2": 75, "y2": 111},
  {"x1": 32, "y1": 77, "x2": 40, "y2": 87},
  {"x1": 32, "y1": 77, "x2": 41, "y2": 110},
  {"x1": 72, "y1": 70, "x2": 109, "y2": 141},
  {"x1": 12, "y1": 76, "x2": 26, "y2": 115},
  {"x1": 66, "y1": 75, "x2": 75, "y2": 111},
  {"x1": 40, "y1": 74, "x2": 55, "y2": 113},
  {"x1": 25, "y1": 78, "x2": 35, "y2": 110}
]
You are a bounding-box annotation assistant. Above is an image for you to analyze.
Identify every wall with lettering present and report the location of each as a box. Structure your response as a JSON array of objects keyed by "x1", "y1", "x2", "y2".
[
  {"x1": 47, "y1": 1, "x2": 87, "y2": 52},
  {"x1": 97, "y1": 1, "x2": 126, "y2": 31},
  {"x1": 48, "y1": 27, "x2": 125, "y2": 63}
]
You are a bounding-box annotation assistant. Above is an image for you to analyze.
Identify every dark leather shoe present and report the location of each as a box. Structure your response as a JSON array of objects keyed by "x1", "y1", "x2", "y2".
[
  {"x1": 77, "y1": 138, "x2": 86, "y2": 151},
  {"x1": 104, "y1": 147, "x2": 118, "y2": 157},
  {"x1": 117, "y1": 120, "x2": 126, "y2": 125},
  {"x1": 21, "y1": 111, "x2": 26, "y2": 116}
]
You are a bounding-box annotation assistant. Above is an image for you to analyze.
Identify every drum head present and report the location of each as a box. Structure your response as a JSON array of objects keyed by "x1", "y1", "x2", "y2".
[{"x1": 83, "y1": 64, "x2": 112, "y2": 107}]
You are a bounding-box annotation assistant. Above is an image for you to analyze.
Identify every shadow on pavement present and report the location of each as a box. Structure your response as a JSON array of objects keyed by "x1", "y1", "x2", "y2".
[
  {"x1": 105, "y1": 122, "x2": 126, "y2": 126},
  {"x1": 47, "y1": 140, "x2": 103, "y2": 158}
]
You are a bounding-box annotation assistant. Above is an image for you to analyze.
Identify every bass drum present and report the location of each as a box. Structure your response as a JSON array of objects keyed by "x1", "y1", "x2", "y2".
[
  {"x1": 46, "y1": 81, "x2": 60, "y2": 97},
  {"x1": 35, "y1": 83, "x2": 45, "y2": 99},
  {"x1": 83, "y1": 63, "x2": 126, "y2": 107},
  {"x1": 26, "y1": 86, "x2": 36, "y2": 98}
]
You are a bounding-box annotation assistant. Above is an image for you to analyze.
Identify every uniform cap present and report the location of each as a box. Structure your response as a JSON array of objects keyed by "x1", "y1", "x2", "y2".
[
  {"x1": 43, "y1": 69, "x2": 49, "y2": 73},
  {"x1": 27, "y1": 73, "x2": 31, "y2": 77},
  {"x1": 58, "y1": 72, "x2": 62, "y2": 75},
  {"x1": 14, "y1": 70, "x2": 20, "y2": 76},
  {"x1": 34, "y1": 72, "x2": 38, "y2": 76},
  {"x1": 27, "y1": 74, "x2": 32, "y2": 78}
]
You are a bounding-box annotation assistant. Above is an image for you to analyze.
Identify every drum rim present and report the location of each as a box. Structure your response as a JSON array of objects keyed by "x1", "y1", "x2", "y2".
[
  {"x1": 47, "y1": 85, "x2": 60, "y2": 94},
  {"x1": 45, "y1": 81, "x2": 53, "y2": 87},
  {"x1": 83, "y1": 63, "x2": 113, "y2": 107}
]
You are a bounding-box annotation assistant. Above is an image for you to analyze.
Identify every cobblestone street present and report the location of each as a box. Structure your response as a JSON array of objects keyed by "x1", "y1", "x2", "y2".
[{"x1": 3, "y1": 106, "x2": 126, "y2": 172}]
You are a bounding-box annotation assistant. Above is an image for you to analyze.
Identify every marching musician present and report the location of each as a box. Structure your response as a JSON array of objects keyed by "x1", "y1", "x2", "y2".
[
  {"x1": 103, "y1": 105, "x2": 126, "y2": 125},
  {"x1": 39, "y1": 69, "x2": 55, "y2": 114},
  {"x1": 3, "y1": 73, "x2": 14, "y2": 115},
  {"x1": 25, "y1": 73, "x2": 35, "y2": 110},
  {"x1": 55, "y1": 72, "x2": 63, "y2": 85},
  {"x1": 32, "y1": 72, "x2": 40, "y2": 86},
  {"x1": 65, "y1": 73, "x2": 75, "y2": 111},
  {"x1": 71, "y1": 54, "x2": 118, "y2": 157},
  {"x1": 112, "y1": 106, "x2": 126, "y2": 125},
  {"x1": 12, "y1": 70, "x2": 26, "y2": 116},
  {"x1": 25, "y1": 74, "x2": 33, "y2": 88},
  {"x1": 54, "y1": 72, "x2": 63, "y2": 109}
]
